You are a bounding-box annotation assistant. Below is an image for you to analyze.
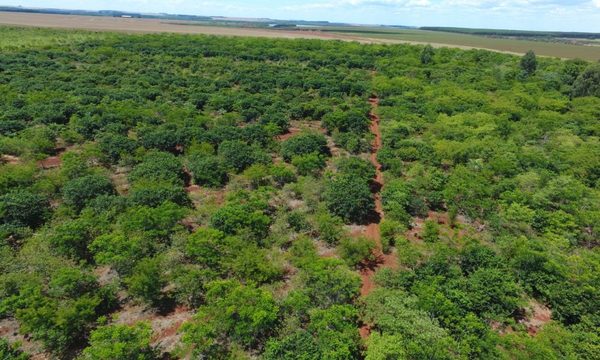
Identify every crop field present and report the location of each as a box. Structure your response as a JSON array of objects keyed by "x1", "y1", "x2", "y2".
[
  {"x1": 1, "y1": 11, "x2": 600, "y2": 60},
  {"x1": 319, "y1": 27, "x2": 600, "y2": 61}
]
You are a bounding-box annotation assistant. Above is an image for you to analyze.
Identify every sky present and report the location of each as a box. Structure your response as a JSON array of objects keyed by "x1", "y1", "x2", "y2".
[{"x1": 3, "y1": 1, "x2": 600, "y2": 32}]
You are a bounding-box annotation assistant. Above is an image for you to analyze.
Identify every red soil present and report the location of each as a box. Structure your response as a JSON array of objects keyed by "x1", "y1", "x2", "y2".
[
  {"x1": 359, "y1": 97, "x2": 398, "y2": 338},
  {"x1": 277, "y1": 127, "x2": 302, "y2": 141},
  {"x1": 38, "y1": 156, "x2": 61, "y2": 169}
]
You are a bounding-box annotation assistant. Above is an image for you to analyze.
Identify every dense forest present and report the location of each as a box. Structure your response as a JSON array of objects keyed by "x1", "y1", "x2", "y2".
[{"x1": 0, "y1": 27, "x2": 599, "y2": 359}]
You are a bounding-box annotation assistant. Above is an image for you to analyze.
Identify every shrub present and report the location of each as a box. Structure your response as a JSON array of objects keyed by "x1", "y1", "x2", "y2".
[
  {"x1": 128, "y1": 151, "x2": 184, "y2": 185},
  {"x1": 81, "y1": 322, "x2": 158, "y2": 360},
  {"x1": 281, "y1": 133, "x2": 329, "y2": 162},
  {"x1": 218, "y1": 140, "x2": 261, "y2": 173},
  {"x1": 338, "y1": 237, "x2": 376, "y2": 268},
  {"x1": 422, "y1": 220, "x2": 439, "y2": 243},
  {"x1": 128, "y1": 180, "x2": 191, "y2": 208},
  {"x1": 125, "y1": 257, "x2": 166, "y2": 307},
  {"x1": 291, "y1": 153, "x2": 326, "y2": 176},
  {"x1": 62, "y1": 174, "x2": 115, "y2": 212},
  {"x1": 315, "y1": 212, "x2": 344, "y2": 245},
  {"x1": 0, "y1": 190, "x2": 49, "y2": 229},
  {"x1": 270, "y1": 164, "x2": 296, "y2": 187},
  {"x1": 380, "y1": 219, "x2": 405, "y2": 254},
  {"x1": 325, "y1": 174, "x2": 374, "y2": 224},
  {"x1": 187, "y1": 155, "x2": 228, "y2": 188}
]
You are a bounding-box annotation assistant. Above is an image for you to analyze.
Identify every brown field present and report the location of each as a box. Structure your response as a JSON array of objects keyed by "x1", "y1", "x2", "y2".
[
  {"x1": 0, "y1": 12, "x2": 356, "y2": 41},
  {"x1": 0, "y1": 11, "x2": 599, "y2": 60}
]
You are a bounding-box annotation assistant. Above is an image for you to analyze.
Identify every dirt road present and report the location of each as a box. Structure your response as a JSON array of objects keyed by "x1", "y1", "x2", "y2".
[{"x1": 359, "y1": 97, "x2": 398, "y2": 339}]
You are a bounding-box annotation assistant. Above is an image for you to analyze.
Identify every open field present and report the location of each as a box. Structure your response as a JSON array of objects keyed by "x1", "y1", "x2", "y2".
[
  {"x1": 319, "y1": 27, "x2": 600, "y2": 60},
  {"x1": 1, "y1": 11, "x2": 599, "y2": 60}
]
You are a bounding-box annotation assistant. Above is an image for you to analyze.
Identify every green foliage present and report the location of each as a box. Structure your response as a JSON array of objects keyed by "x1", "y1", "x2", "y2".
[
  {"x1": 128, "y1": 151, "x2": 184, "y2": 185},
  {"x1": 380, "y1": 219, "x2": 404, "y2": 253},
  {"x1": 291, "y1": 153, "x2": 326, "y2": 176},
  {"x1": 422, "y1": 220, "x2": 440, "y2": 243},
  {"x1": 315, "y1": 211, "x2": 344, "y2": 245},
  {"x1": 187, "y1": 154, "x2": 228, "y2": 187},
  {"x1": 270, "y1": 164, "x2": 296, "y2": 187},
  {"x1": 281, "y1": 133, "x2": 329, "y2": 162},
  {"x1": 365, "y1": 333, "x2": 406, "y2": 360},
  {"x1": 80, "y1": 322, "x2": 158, "y2": 360},
  {"x1": 420, "y1": 44, "x2": 435, "y2": 65},
  {"x1": 572, "y1": 64, "x2": 600, "y2": 97},
  {"x1": 381, "y1": 179, "x2": 412, "y2": 225},
  {"x1": 335, "y1": 156, "x2": 375, "y2": 183},
  {"x1": 218, "y1": 140, "x2": 266, "y2": 173},
  {"x1": 0, "y1": 338, "x2": 29, "y2": 360},
  {"x1": 128, "y1": 180, "x2": 190, "y2": 208},
  {"x1": 338, "y1": 237, "x2": 375, "y2": 268},
  {"x1": 325, "y1": 174, "x2": 374, "y2": 224},
  {"x1": 521, "y1": 50, "x2": 538, "y2": 76},
  {"x1": 0, "y1": 190, "x2": 49, "y2": 230},
  {"x1": 97, "y1": 133, "x2": 136, "y2": 164},
  {"x1": 125, "y1": 257, "x2": 166, "y2": 307},
  {"x1": 62, "y1": 174, "x2": 115, "y2": 212},
  {"x1": 363, "y1": 289, "x2": 461, "y2": 359},
  {"x1": 210, "y1": 203, "x2": 271, "y2": 240},
  {"x1": 181, "y1": 280, "x2": 279, "y2": 357},
  {"x1": 2, "y1": 27, "x2": 600, "y2": 359}
]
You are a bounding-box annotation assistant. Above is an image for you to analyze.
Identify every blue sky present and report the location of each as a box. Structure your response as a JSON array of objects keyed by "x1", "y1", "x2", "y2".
[{"x1": 4, "y1": 1, "x2": 600, "y2": 32}]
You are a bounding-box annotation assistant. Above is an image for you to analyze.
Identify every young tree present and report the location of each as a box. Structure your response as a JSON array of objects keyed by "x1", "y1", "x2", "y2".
[
  {"x1": 125, "y1": 257, "x2": 166, "y2": 308},
  {"x1": 181, "y1": 280, "x2": 279, "y2": 357},
  {"x1": 572, "y1": 64, "x2": 600, "y2": 97},
  {"x1": 80, "y1": 322, "x2": 159, "y2": 360},
  {"x1": 520, "y1": 50, "x2": 537, "y2": 76},
  {"x1": 281, "y1": 133, "x2": 329, "y2": 162},
  {"x1": 62, "y1": 175, "x2": 115, "y2": 212},
  {"x1": 187, "y1": 155, "x2": 228, "y2": 187},
  {"x1": 338, "y1": 237, "x2": 376, "y2": 268},
  {"x1": 0, "y1": 190, "x2": 49, "y2": 229},
  {"x1": 420, "y1": 45, "x2": 435, "y2": 65},
  {"x1": 0, "y1": 338, "x2": 29, "y2": 360},
  {"x1": 324, "y1": 175, "x2": 374, "y2": 224},
  {"x1": 218, "y1": 140, "x2": 258, "y2": 173}
]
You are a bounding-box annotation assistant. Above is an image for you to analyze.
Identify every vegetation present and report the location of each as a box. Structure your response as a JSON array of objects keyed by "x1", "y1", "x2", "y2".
[{"x1": 0, "y1": 25, "x2": 598, "y2": 359}]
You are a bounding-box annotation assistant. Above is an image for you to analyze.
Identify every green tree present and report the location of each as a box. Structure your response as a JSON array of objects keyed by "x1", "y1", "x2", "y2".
[
  {"x1": 338, "y1": 237, "x2": 375, "y2": 268},
  {"x1": 281, "y1": 133, "x2": 329, "y2": 162},
  {"x1": 80, "y1": 322, "x2": 158, "y2": 360},
  {"x1": 62, "y1": 175, "x2": 115, "y2": 212},
  {"x1": 270, "y1": 164, "x2": 296, "y2": 187},
  {"x1": 218, "y1": 140, "x2": 259, "y2": 173},
  {"x1": 181, "y1": 280, "x2": 279, "y2": 357},
  {"x1": 128, "y1": 151, "x2": 184, "y2": 185},
  {"x1": 0, "y1": 338, "x2": 29, "y2": 360},
  {"x1": 521, "y1": 50, "x2": 538, "y2": 76},
  {"x1": 125, "y1": 257, "x2": 166, "y2": 308},
  {"x1": 0, "y1": 190, "x2": 49, "y2": 229},
  {"x1": 420, "y1": 45, "x2": 435, "y2": 65},
  {"x1": 292, "y1": 153, "x2": 326, "y2": 176},
  {"x1": 187, "y1": 155, "x2": 228, "y2": 187},
  {"x1": 572, "y1": 64, "x2": 600, "y2": 97},
  {"x1": 128, "y1": 180, "x2": 190, "y2": 208},
  {"x1": 365, "y1": 333, "x2": 406, "y2": 360},
  {"x1": 422, "y1": 220, "x2": 440, "y2": 243},
  {"x1": 325, "y1": 175, "x2": 374, "y2": 224}
]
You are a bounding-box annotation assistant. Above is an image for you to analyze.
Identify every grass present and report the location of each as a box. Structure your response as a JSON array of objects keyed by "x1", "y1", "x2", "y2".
[{"x1": 0, "y1": 26, "x2": 110, "y2": 50}]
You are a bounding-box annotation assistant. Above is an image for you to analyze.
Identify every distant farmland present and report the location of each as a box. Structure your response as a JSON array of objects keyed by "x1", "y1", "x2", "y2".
[{"x1": 0, "y1": 11, "x2": 599, "y2": 61}]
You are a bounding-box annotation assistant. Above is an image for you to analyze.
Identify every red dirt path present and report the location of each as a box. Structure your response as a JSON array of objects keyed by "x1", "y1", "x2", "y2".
[{"x1": 359, "y1": 97, "x2": 398, "y2": 339}]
